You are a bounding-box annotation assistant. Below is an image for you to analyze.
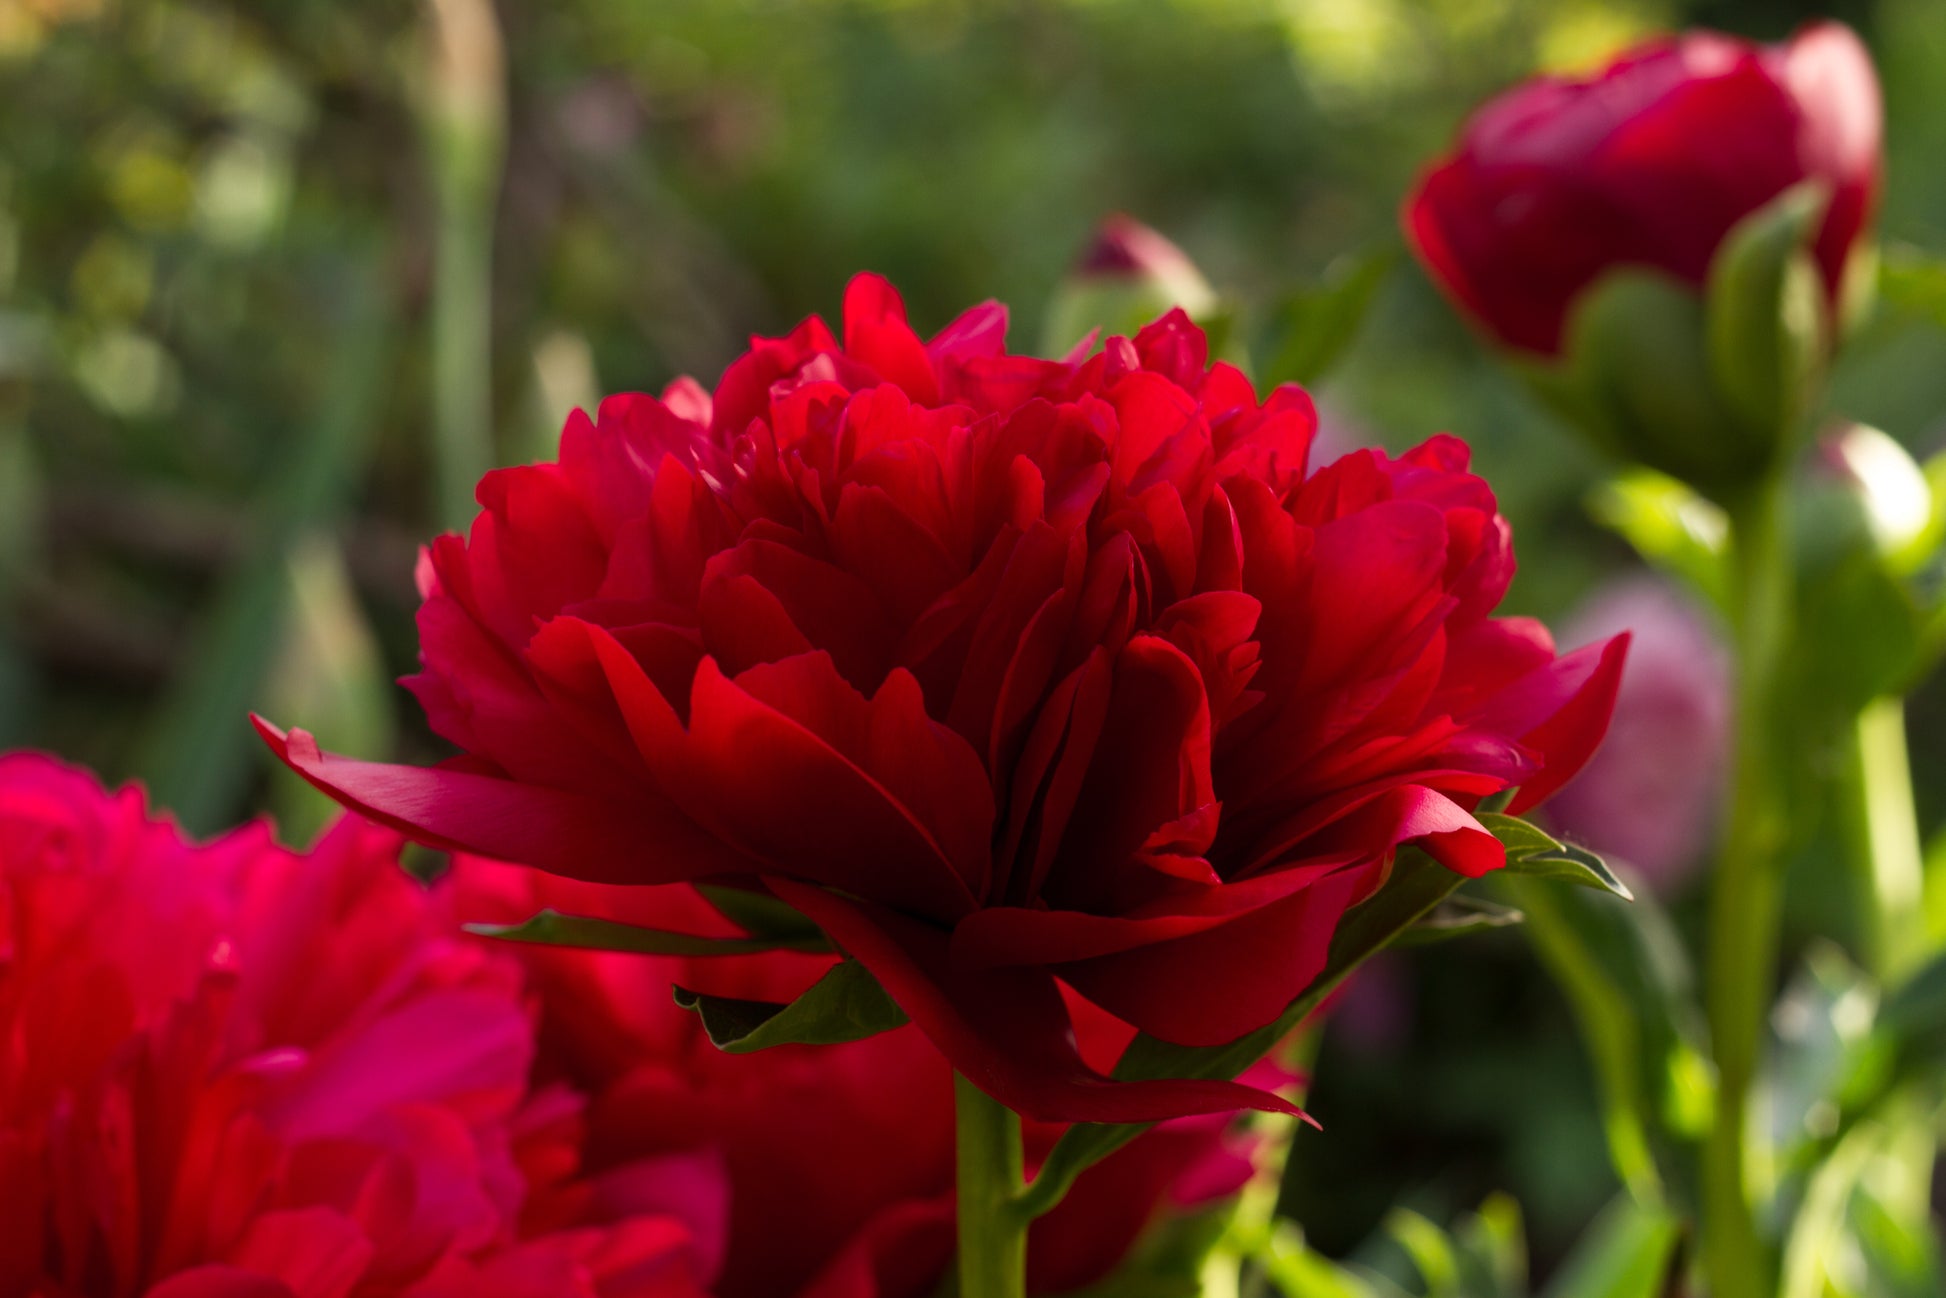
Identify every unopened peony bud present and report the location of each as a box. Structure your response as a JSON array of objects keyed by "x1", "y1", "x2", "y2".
[
  {"x1": 1042, "y1": 214, "x2": 1218, "y2": 355},
  {"x1": 1406, "y1": 23, "x2": 1882, "y2": 497},
  {"x1": 1800, "y1": 422, "x2": 1933, "y2": 570}
]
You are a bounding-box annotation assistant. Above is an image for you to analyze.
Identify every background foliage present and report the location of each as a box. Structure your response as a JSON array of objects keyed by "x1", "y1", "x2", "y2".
[{"x1": 4, "y1": 0, "x2": 1946, "y2": 1277}]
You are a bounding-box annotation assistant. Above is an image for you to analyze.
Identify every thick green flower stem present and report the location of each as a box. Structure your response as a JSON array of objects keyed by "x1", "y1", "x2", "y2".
[
  {"x1": 1836, "y1": 696, "x2": 1925, "y2": 982},
  {"x1": 1703, "y1": 476, "x2": 1792, "y2": 1298},
  {"x1": 956, "y1": 1073, "x2": 1028, "y2": 1298}
]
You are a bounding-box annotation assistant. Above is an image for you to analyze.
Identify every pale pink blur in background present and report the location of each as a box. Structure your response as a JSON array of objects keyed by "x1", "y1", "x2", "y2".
[{"x1": 1545, "y1": 576, "x2": 1732, "y2": 895}]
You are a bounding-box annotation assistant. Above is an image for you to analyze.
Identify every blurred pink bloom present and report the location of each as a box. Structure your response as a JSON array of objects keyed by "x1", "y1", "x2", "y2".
[
  {"x1": 1545, "y1": 577, "x2": 1730, "y2": 893},
  {"x1": 0, "y1": 754, "x2": 712, "y2": 1298}
]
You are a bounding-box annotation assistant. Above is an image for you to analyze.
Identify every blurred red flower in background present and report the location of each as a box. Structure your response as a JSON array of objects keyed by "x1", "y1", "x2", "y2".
[
  {"x1": 0, "y1": 754, "x2": 710, "y2": 1298},
  {"x1": 455, "y1": 862, "x2": 1267, "y2": 1298},
  {"x1": 1405, "y1": 21, "x2": 1881, "y2": 355},
  {"x1": 263, "y1": 276, "x2": 1625, "y2": 1122}
]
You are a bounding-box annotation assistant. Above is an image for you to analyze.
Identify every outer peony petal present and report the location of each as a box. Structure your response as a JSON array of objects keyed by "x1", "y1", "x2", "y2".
[
  {"x1": 1053, "y1": 864, "x2": 1373, "y2": 1048},
  {"x1": 1491, "y1": 633, "x2": 1630, "y2": 815},
  {"x1": 252, "y1": 720, "x2": 753, "y2": 886},
  {"x1": 764, "y1": 878, "x2": 1305, "y2": 1125}
]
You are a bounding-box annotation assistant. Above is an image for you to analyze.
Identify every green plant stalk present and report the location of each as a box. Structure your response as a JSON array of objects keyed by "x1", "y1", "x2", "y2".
[
  {"x1": 1498, "y1": 875, "x2": 1664, "y2": 1208},
  {"x1": 1837, "y1": 696, "x2": 1926, "y2": 982},
  {"x1": 956, "y1": 1073, "x2": 1027, "y2": 1298},
  {"x1": 1702, "y1": 475, "x2": 1792, "y2": 1298}
]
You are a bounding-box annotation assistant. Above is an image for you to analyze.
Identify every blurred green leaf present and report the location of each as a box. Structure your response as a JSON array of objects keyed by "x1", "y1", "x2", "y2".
[
  {"x1": 1491, "y1": 871, "x2": 1705, "y2": 1210},
  {"x1": 1384, "y1": 1210, "x2": 1459, "y2": 1294},
  {"x1": 132, "y1": 255, "x2": 392, "y2": 833},
  {"x1": 1537, "y1": 1195, "x2": 1680, "y2": 1298},
  {"x1": 470, "y1": 907, "x2": 833, "y2": 956},
  {"x1": 674, "y1": 958, "x2": 907, "y2": 1054},
  {"x1": 262, "y1": 536, "x2": 393, "y2": 845},
  {"x1": 1878, "y1": 244, "x2": 1946, "y2": 332},
  {"x1": 1257, "y1": 248, "x2": 1395, "y2": 389},
  {"x1": 1588, "y1": 469, "x2": 1729, "y2": 610}
]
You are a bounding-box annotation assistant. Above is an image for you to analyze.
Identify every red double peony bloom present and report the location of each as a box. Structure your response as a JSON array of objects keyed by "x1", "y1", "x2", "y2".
[
  {"x1": 0, "y1": 755, "x2": 712, "y2": 1298},
  {"x1": 262, "y1": 276, "x2": 1625, "y2": 1121},
  {"x1": 456, "y1": 862, "x2": 1267, "y2": 1298},
  {"x1": 1405, "y1": 22, "x2": 1881, "y2": 355}
]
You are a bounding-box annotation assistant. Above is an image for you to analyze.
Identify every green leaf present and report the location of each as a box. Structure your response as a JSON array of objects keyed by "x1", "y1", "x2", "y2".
[
  {"x1": 1491, "y1": 870, "x2": 1707, "y2": 1210},
  {"x1": 263, "y1": 536, "x2": 395, "y2": 846},
  {"x1": 1705, "y1": 182, "x2": 1828, "y2": 444},
  {"x1": 1385, "y1": 1210, "x2": 1460, "y2": 1295},
  {"x1": 1538, "y1": 1195, "x2": 1681, "y2": 1298},
  {"x1": 1257, "y1": 247, "x2": 1395, "y2": 388},
  {"x1": 1876, "y1": 243, "x2": 1946, "y2": 333},
  {"x1": 695, "y1": 883, "x2": 828, "y2": 945},
  {"x1": 1395, "y1": 893, "x2": 1524, "y2": 946},
  {"x1": 133, "y1": 252, "x2": 393, "y2": 833},
  {"x1": 673, "y1": 958, "x2": 907, "y2": 1053},
  {"x1": 1024, "y1": 850, "x2": 1466, "y2": 1215},
  {"x1": 468, "y1": 908, "x2": 832, "y2": 956},
  {"x1": 1587, "y1": 469, "x2": 1729, "y2": 610},
  {"x1": 1480, "y1": 812, "x2": 1634, "y2": 901}
]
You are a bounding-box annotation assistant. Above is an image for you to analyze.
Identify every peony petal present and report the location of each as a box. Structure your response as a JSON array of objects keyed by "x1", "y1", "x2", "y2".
[
  {"x1": 1502, "y1": 633, "x2": 1631, "y2": 814},
  {"x1": 252, "y1": 719, "x2": 750, "y2": 887},
  {"x1": 1055, "y1": 864, "x2": 1372, "y2": 1047},
  {"x1": 766, "y1": 878, "x2": 1305, "y2": 1125}
]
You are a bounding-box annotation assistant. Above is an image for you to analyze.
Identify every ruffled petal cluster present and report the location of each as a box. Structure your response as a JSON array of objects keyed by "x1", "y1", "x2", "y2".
[
  {"x1": 0, "y1": 755, "x2": 711, "y2": 1298},
  {"x1": 265, "y1": 275, "x2": 1625, "y2": 1121}
]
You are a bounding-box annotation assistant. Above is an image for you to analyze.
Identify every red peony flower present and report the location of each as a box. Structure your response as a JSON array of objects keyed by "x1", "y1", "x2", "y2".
[
  {"x1": 454, "y1": 862, "x2": 1267, "y2": 1298},
  {"x1": 260, "y1": 275, "x2": 1625, "y2": 1122},
  {"x1": 1404, "y1": 22, "x2": 1881, "y2": 355},
  {"x1": 0, "y1": 754, "x2": 713, "y2": 1298}
]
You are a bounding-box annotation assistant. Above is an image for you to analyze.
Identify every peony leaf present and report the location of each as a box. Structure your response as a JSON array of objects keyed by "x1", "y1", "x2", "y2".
[
  {"x1": 1258, "y1": 247, "x2": 1395, "y2": 388},
  {"x1": 695, "y1": 883, "x2": 829, "y2": 944},
  {"x1": 673, "y1": 958, "x2": 908, "y2": 1054},
  {"x1": 1537, "y1": 1195, "x2": 1682, "y2": 1298},
  {"x1": 1587, "y1": 469, "x2": 1729, "y2": 612},
  {"x1": 1479, "y1": 811, "x2": 1633, "y2": 901},
  {"x1": 1395, "y1": 894, "x2": 1525, "y2": 946},
  {"x1": 1021, "y1": 849, "x2": 1465, "y2": 1217},
  {"x1": 469, "y1": 908, "x2": 832, "y2": 955}
]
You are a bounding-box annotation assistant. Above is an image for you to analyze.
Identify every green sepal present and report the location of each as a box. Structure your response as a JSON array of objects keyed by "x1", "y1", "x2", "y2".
[
  {"x1": 1705, "y1": 181, "x2": 1829, "y2": 448},
  {"x1": 1541, "y1": 265, "x2": 1763, "y2": 495},
  {"x1": 468, "y1": 907, "x2": 832, "y2": 956},
  {"x1": 673, "y1": 957, "x2": 908, "y2": 1054},
  {"x1": 1480, "y1": 811, "x2": 1634, "y2": 901}
]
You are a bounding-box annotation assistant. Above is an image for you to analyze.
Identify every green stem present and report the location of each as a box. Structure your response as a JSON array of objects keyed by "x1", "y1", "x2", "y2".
[
  {"x1": 1837, "y1": 696, "x2": 1925, "y2": 982},
  {"x1": 956, "y1": 1073, "x2": 1027, "y2": 1298},
  {"x1": 1702, "y1": 475, "x2": 1792, "y2": 1298}
]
